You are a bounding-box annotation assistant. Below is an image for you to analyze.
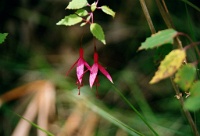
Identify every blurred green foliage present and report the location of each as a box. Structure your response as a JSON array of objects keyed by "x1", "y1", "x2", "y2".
[{"x1": 0, "y1": 0, "x2": 200, "y2": 135}]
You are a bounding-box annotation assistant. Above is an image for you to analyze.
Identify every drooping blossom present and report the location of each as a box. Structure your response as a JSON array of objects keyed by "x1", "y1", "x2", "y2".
[
  {"x1": 66, "y1": 48, "x2": 90, "y2": 94},
  {"x1": 89, "y1": 52, "x2": 113, "y2": 94}
]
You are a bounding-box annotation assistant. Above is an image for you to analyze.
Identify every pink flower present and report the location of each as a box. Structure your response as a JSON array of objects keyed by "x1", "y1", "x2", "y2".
[
  {"x1": 66, "y1": 48, "x2": 90, "y2": 94},
  {"x1": 89, "y1": 52, "x2": 113, "y2": 89}
]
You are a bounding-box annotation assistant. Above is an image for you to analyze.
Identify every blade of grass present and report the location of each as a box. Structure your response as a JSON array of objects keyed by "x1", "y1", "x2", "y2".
[
  {"x1": 85, "y1": 99, "x2": 144, "y2": 136},
  {"x1": 15, "y1": 113, "x2": 54, "y2": 136},
  {"x1": 180, "y1": 0, "x2": 200, "y2": 12},
  {"x1": 112, "y1": 85, "x2": 159, "y2": 136},
  {"x1": 68, "y1": 88, "x2": 145, "y2": 136}
]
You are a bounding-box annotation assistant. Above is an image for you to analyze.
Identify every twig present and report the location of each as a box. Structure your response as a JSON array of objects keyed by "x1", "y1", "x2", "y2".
[{"x1": 139, "y1": 0, "x2": 156, "y2": 34}]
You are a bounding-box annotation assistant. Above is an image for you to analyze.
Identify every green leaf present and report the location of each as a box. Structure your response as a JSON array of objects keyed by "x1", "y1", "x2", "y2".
[
  {"x1": 185, "y1": 97, "x2": 200, "y2": 111},
  {"x1": 75, "y1": 9, "x2": 88, "y2": 16},
  {"x1": 150, "y1": 49, "x2": 186, "y2": 84},
  {"x1": 66, "y1": 0, "x2": 88, "y2": 9},
  {"x1": 90, "y1": 23, "x2": 106, "y2": 44},
  {"x1": 174, "y1": 64, "x2": 196, "y2": 91},
  {"x1": 0, "y1": 33, "x2": 8, "y2": 44},
  {"x1": 138, "y1": 29, "x2": 178, "y2": 50},
  {"x1": 190, "y1": 81, "x2": 200, "y2": 96},
  {"x1": 101, "y1": 5, "x2": 115, "y2": 18},
  {"x1": 185, "y1": 81, "x2": 200, "y2": 111},
  {"x1": 56, "y1": 14, "x2": 82, "y2": 26}
]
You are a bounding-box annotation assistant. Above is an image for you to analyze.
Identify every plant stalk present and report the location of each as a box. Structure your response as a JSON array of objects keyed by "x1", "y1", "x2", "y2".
[
  {"x1": 156, "y1": 0, "x2": 199, "y2": 135},
  {"x1": 170, "y1": 78, "x2": 199, "y2": 136},
  {"x1": 139, "y1": 0, "x2": 156, "y2": 34},
  {"x1": 140, "y1": 0, "x2": 199, "y2": 135}
]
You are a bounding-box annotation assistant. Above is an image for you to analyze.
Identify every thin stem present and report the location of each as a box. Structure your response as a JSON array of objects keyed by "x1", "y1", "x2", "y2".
[
  {"x1": 96, "y1": 0, "x2": 99, "y2": 5},
  {"x1": 155, "y1": 0, "x2": 184, "y2": 49},
  {"x1": 170, "y1": 77, "x2": 199, "y2": 136},
  {"x1": 161, "y1": 0, "x2": 175, "y2": 28},
  {"x1": 139, "y1": 0, "x2": 156, "y2": 34},
  {"x1": 93, "y1": 38, "x2": 97, "y2": 52},
  {"x1": 178, "y1": 32, "x2": 200, "y2": 57},
  {"x1": 80, "y1": 29, "x2": 86, "y2": 48},
  {"x1": 154, "y1": 0, "x2": 199, "y2": 135},
  {"x1": 155, "y1": 0, "x2": 173, "y2": 28},
  {"x1": 91, "y1": 13, "x2": 94, "y2": 23},
  {"x1": 185, "y1": 3, "x2": 200, "y2": 79},
  {"x1": 183, "y1": 42, "x2": 200, "y2": 51},
  {"x1": 156, "y1": 0, "x2": 199, "y2": 136}
]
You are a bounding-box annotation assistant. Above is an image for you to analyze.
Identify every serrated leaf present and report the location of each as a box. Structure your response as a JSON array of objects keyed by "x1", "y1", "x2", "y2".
[
  {"x1": 56, "y1": 14, "x2": 82, "y2": 26},
  {"x1": 174, "y1": 64, "x2": 196, "y2": 91},
  {"x1": 185, "y1": 81, "x2": 200, "y2": 111},
  {"x1": 75, "y1": 9, "x2": 88, "y2": 16},
  {"x1": 0, "y1": 33, "x2": 8, "y2": 44},
  {"x1": 138, "y1": 29, "x2": 178, "y2": 50},
  {"x1": 66, "y1": 0, "x2": 88, "y2": 9},
  {"x1": 90, "y1": 23, "x2": 106, "y2": 44},
  {"x1": 101, "y1": 5, "x2": 115, "y2": 18},
  {"x1": 150, "y1": 49, "x2": 186, "y2": 84}
]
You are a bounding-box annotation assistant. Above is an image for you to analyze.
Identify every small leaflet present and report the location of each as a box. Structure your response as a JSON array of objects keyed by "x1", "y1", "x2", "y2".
[
  {"x1": 90, "y1": 23, "x2": 106, "y2": 44},
  {"x1": 75, "y1": 9, "x2": 88, "y2": 16},
  {"x1": 101, "y1": 5, "x2": 115, "y2": 18},
  {"x1": 56, "y1": 14, "x2": 82, "y2": 26},
  {"x1": 66, "y1": 0, "x2": 88, "y2": 10}
]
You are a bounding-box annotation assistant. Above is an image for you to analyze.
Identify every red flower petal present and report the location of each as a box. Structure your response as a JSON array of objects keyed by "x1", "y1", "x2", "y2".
[
  {"x1": 76, "y1": 58, "x2": 85, "y2": 83},
  {"x1": 89, "y1": 63, "x2": 99, "y2": 87},
  {"x1": 84, "y1": 61, "x2": 91, "y2": 70},
  {"x1": 98, "y1": 64, "x2": 113, "y2": 83},
  {"x1": 66, "y1": 59, "x2": 79, "y2": 76}
]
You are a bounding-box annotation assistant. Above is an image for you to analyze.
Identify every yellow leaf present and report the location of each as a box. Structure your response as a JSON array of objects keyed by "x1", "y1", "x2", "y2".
[{"x1": 150, "y1": 49, "x2": 186, "y2": 84}]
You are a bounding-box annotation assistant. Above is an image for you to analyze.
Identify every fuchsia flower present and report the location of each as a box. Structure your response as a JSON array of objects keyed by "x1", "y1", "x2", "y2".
[
  {"x1": 66, "y1": 48, "x2": 90, "y2": 94},
  {"x1": 89, "y1": 52, "x2": 113, "y2": 89},
  {"x1": 67, "y1": 48, "x2": 114, "y2": 96}
]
